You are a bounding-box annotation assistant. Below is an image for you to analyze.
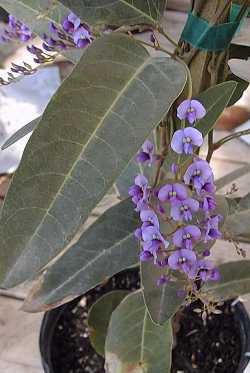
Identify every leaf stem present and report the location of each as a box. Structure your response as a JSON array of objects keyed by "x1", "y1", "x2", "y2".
[
  {"x1": 206, "y1": 130, "x2": 214, "y2": 162},
  {"x1": 213, "y1": 128, "x2": 250, "y2": 150},
  {"x1": 135, "y1": 38, "x2": 174, "y2": 57}
]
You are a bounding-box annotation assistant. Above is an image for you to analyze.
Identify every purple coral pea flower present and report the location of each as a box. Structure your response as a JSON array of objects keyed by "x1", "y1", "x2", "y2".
[
  {"x1": 140, "y1": 250, "x2": 154, "y2": 262},
  {"x1": 173, "y1": 225, "x2": 201, "y2": 250},
  {"x1": 171, "y1": 163, "x2": 178, "y2": 175},
  {"x1": 136, "y1": 140, "x2": 156, "y2": 166},
  {"x1": 171, "y1": 198, "x2": 199, "y2": 222},
  {"x1": 158, "y1": 183, "x2": 188, "y2": 203},
  {"x1": 177, "y1": 99, "x2": 206, "y2": 125},
  {"x1": 48, "y1": 22, "x2": 58, "y2": 33},
  {"x1": 8, "y1": 15, "x2": 17, "y2": 29},
  {"x1": 142, "y1": 226, "x2": 169, "y2": 250},
  {"x1": 196, "y1": 260, "x2": 220, "y2": 282},
  {"x1": 62, "y1": 13, "x2": 81, "y2": 33},
  {"x1": 204, "y1": 215, "x2": 223, "y2": 242},
  {"x1": 168, "y1": 249, "x2": 197, "y2": 277},
  {"x1": 184, "y1": 159, "x2": 213, "y2": 194},
  {"x1": 140, "y1": 209, "x2": 160, "y2": 229},
  {"x1": 200, "y1": 194, "x2": 216, "y2": 212},
  {"x1": 134, "y1": 228, "x2": 142, "y2": 240},
  {"x1": 157, "y1": 274, "x2": 169, "y2": 286},
  {"x1": 73, "y1": 26, "x2": 92, "y2": 48},
  {"x1": 129, "y1": 175, "x2": 149, "y2": 211},
  {"x1": 171, "y1": 127, "x2": 203, "y2": 155}
]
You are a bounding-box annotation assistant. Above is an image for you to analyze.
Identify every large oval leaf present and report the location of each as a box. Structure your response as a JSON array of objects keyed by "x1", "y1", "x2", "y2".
[
  {"x1": 0, "y1": 0, "x2": 82, "y2": 63},
  {"x1": 88, "y1": 290, "x2": 130, "y2": 357},
  {"x1": 105, "y1": 291, "x2": 173, "y2": 373},
  {"x1": 21, "y1": 199, "x2": 139, "y2": 312},
  {"x1": 60, "y1": 0, "x2": 167, "y2": 26},
  {"x1": 205, "y1": 260, "x2": 250, "y2": 299},
  {"x1": 0, "y1": 33, "x2": 186, "y2": 288},
  {"x1": 141, "y1": 262, "x2": 186, "y2": 325}
]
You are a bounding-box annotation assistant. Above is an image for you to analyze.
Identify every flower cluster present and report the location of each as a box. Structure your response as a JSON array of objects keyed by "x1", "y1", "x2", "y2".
[
  {"x1": 42, "y1": 12, "x2": 93, "y2": 51},
  {"x1": 0, "y1": 15, "x2": 32, "y2": 43},
  {"x1": 0, "y1": 12, "x2": 93, "y2": 85},
  {"x1": 129, "y1": 99, "x2": 222, "y2": 289}
]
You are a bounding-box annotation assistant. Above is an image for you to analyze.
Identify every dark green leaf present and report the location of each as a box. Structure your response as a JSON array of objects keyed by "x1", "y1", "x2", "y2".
[
  {"x1": 0, "y1": 34, "x2": 186, "y2": 288},
  {"x1": 141, "y1": 262, "x2": 186, "y2": 325},
  {"x1": 59, "y1": 0, "x2": 167, "y2": 26},
  {"x1": 21, "y1": 199, "x2": 139, "y2": 312},
  {"x1": 195, "y1": 81, "x2": 237, "y2": 136},
  {"x1": 226, "y1": 74, "x2": 249, "y2": 107},
  {"x1": 105, "y1": 290, "x2": 173, "y2": 373},
  {"x1": 88, "y1": 290, "x2": 129, "y2": 357},
  {"x1": 205, "y1": 260, "x2": 250, "y2": 299},
  {"x1": 1, "y1": 117, "x2": 40, "y2": 150}
]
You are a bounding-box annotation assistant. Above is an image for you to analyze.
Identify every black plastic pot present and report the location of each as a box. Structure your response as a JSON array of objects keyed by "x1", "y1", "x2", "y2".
[{"x1": 40, "y1": 297, "x2": 250, "y2": 373}]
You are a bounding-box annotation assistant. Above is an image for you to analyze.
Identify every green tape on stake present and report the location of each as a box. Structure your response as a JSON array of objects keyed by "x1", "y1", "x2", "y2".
[{"x1": 181, "y1": 12, "x2": 240, "y2": 51}]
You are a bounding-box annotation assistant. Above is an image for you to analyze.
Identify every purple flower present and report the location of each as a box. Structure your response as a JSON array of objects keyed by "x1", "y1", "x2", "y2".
[
  {"x1": 62, "y1": 13, "x2": 81, "y2": 33},
  {"x1": 158, "y1": 183, "x2": 188, "y2": 203},
  {"x1": 142, "y1": 226, "x2": 169, "y2": 253},
  {"x1": 203, "y1": 248, "x2": 211, "y2": 257},
  {"x1": 7, "y1": 15, "x2": 32, "y2": 42},
  {"x1": 134, "y1": 228, "x2": 142, "y2": 240},
  {"x1": 177, "y1": 99, "x2": 206, "y2": 125},
  {"x1": 157, "y1": 274, "x2": 169, "y2": 286},
  {"x1": 140, "y1": 250, "x2": 153, "y2": 262},
  {"x1": 171, "y1": 198, "x2": 199, "y2": 222},
  {"x1": 196, "y1": 260, "x2": 220, "y2": 282},
  {"x1": 136, "y1": 140, "x2": 156, "y2": 166},
  {"x1": 171, "y1": 163, "x2": 178, "y2": 175},
  {"x1": 173, "y1": 225, "x2": 201, "y2": 249},
  {"x1": 200, "y1": 176, "x2": 216, "y2": 194},
  {"x1": 48, "y1": 22, "x2": 58, "y2": 33},
  {"x1": 73, "y1": 26, "x2": 92, "y2": 48},
  {"x1": 129, "y1": 175, "x2": 149, "y2": 211},
  {"x1": 168, "y1": 249, "x2": 197, "y2": 278},
  {"x1": 200, "y1": 195, "x2": 216, "y2": 212},
  {"x1": 171, "y1": 127, "x2": 203, "y2": 155},
  {"x1": 140, "y1": 209, "x2": 159, "y2": 229},
  {"x1": 184, "y1": 159, "x2": 213, "y2": 194},
  {"x1": 204, "y1": 215, "x2": 223, "y2": 242}
]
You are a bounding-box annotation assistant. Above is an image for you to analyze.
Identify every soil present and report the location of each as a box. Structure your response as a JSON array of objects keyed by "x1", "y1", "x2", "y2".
[
  {"x1": 50, "y1": 270, "x2": 242, "y2": 373},
  {"x1": 171, "y1": 301, "x2": 242, "y2": 373},
  {"x1": 51, "y1": 268, "x2": 140, "y2": 373}
]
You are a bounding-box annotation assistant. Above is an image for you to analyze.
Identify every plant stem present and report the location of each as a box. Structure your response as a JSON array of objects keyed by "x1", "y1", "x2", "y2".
[
  {"x1": 135, "y1": 38, "x2": 174, "y2": 57},
  {"x1": 213, "y1": 128, "x2": 250, "y2": 150},
  {"x1": 206, "y1": 130, "x2": 214, "y2": 162}
]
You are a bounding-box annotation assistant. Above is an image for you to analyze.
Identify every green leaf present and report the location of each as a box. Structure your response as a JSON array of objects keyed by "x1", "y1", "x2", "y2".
[
  {"x1": 141, "y1": 262, "x2": 186, "y2": 325},
  {"x1": 226, "y1": 74, "x2": 249, "y2": 107},
  {"x1": 88, "y1": 290, "x2": 129, "y2": 357},
  {"x1": 205, "y1": 260, "x2": 250, "y2": 299},
  {"x1": 222, "y1": 192, "x2": 250, "y2": 242},
  {"x1": 59, "y1": 0, "x2": 167, "y2": 26},
  {"x1": 0, "y1": 0, "x2": 82, "y2": 63},
  {"x1": 195, "y1": 81, "x2": 237, "y2": 136},
  {"x1": 0, "y1": 34, "x2": 186, "y2": 288},
  {"x1": 105, "y1": 291, "x2": 173, "y2": 373},
  {"x1": 21, "y1": 199, "x2": 139, "y2": 312},
  {"x1": 1, "y1": 117, "x2": 40, "y2": 150}
]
